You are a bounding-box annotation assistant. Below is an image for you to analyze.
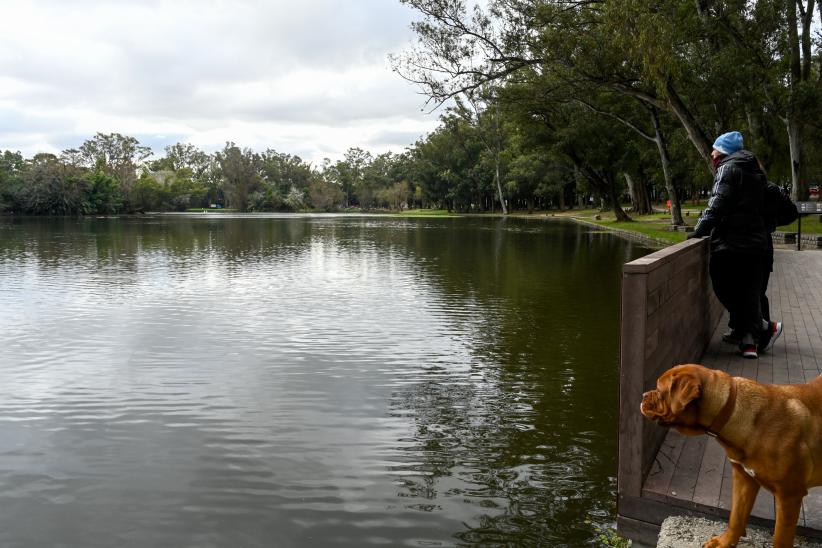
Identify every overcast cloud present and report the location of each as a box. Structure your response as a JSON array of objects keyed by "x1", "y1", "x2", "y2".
[{"x1": 0, "y1": 0, "x2": 439, "y2": 164}]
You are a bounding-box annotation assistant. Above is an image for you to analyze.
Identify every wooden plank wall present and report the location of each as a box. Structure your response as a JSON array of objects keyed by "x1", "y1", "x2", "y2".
[{"x1": 618, "y1": 238, "x2": 723, "y2": 504}]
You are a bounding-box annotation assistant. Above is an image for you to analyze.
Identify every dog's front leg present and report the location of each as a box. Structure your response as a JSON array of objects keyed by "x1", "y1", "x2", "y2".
[
  {"x1": 772, "y1": 492, "x2": 803, "y2": 548},
  {"x1": 703, "y1": 464, "x2": 760, "y2": 548}
]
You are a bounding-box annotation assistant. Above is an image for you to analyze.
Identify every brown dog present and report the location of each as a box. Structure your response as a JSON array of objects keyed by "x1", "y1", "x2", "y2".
[{"x1": 641, "y1": 363, "x2": 822, "y2": 548}]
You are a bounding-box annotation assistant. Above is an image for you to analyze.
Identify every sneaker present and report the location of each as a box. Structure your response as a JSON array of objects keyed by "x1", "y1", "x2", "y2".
[
  {"x1": 722, "y1": 329, "x2": 743, "y2": 345},
  {"x1": 740, "y1": 344, "x2": 758, "y2": 359},
  {"x1": 759, "y1": 321, "x2": 783, "y2": 353}
]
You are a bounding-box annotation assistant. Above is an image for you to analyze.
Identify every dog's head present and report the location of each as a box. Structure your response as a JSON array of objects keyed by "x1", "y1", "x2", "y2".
[{"x1": 641, "y1": 364, "x2": 708, "y2": 435}]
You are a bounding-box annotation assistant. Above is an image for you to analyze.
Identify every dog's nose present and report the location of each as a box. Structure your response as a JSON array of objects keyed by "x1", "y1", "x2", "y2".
[{"x1": 640, "y1": 391, "x2": 656, "y2": 414}]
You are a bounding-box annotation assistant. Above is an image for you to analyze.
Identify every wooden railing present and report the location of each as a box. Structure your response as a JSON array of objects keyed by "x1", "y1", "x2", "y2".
[{"x1": 617, "y1": 238, "x2": 724, "y2": 517}]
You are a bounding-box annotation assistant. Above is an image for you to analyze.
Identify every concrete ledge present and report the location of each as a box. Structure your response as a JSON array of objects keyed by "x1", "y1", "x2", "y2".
[
  {"x1": 803, "y1": 235, "x2": 822, "y2": 246},
  {"x1": 774, "y1": 231, "x2": 822, "y2": 246},
  {"x1": 657, "y1": 516, "x2": 822, "y2": 547},
  {"x1": 773, "y1": 231, "x2": 797, "y2": 243}
]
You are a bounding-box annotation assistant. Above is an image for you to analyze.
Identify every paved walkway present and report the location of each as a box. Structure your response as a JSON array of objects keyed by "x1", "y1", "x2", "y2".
[{"x1": 643, "y1": 249, "x2": 822, "y2": 536}]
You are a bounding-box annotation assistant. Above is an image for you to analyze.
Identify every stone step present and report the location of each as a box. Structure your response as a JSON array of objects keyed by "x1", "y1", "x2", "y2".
[{"x1": 657, "y1": 516, "x2": 822, "y2": 547}]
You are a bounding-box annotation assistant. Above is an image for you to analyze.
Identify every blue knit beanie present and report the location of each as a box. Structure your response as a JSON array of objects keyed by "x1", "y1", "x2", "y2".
[{"x1": 712, "y1": 131, "x2": 743, "y2": 156}]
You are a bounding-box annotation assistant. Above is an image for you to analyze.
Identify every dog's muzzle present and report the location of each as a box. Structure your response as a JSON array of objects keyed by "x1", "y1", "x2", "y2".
[{"x1": 640, "y1": 390, "x2": 662, "y2": 419}]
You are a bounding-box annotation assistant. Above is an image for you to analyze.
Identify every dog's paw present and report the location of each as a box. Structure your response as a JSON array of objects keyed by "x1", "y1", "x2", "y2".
[{"x1": 702, "y1": 533, "x2": 737, "y2": 548}]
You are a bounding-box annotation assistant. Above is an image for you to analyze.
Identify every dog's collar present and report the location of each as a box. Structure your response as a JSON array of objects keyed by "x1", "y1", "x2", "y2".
[{"x1": 706, "y1": 377, "x2": 737, "y2": 436}]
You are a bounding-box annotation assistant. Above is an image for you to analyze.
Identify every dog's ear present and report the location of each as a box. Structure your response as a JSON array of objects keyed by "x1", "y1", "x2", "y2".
[{"x1": 669, "y1": 372, "x2": 702, "y2": 416}]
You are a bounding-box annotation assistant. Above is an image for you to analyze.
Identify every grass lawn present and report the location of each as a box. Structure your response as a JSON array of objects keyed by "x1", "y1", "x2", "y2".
[
  {"x1": 398, "y1": 209, "x2": 460, "y2": 218},
  {"x1": 595, "y1": 219, "x2": 688, "y2": 244},
  {"x1": 555, "y1": 204, "x2": 822, "y2": 245},
  {"x1": 549, "y1": 208, "x2": 690, "y2": 244},
  {"x1": 776, "y1": 214, "x2": 822, "y2": 234}
]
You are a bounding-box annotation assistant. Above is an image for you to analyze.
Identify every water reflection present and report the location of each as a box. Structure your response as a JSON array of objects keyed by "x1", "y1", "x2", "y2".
[{"x1": 0, "y1": 214, "x2": 650, "y2": 547}]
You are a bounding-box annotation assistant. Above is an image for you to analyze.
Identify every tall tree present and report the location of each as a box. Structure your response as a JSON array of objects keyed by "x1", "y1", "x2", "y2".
[
  {"x1": 260, "y1": 150, "x2": 313, "y2": 199},
  {"x1": 76, "y1": 132, "x2": 152, "y2": 191},
  {"x1": 162, "y1": 143, "x2": 212, "y2": 178},
  {"x1": 215, "y1": 143, "x2": 261, "y2": 212},
  {"x1": 576, "y1": 95, "x2": 685, "y2": 224},
  {"x1": 330, "y1": 148, "x2": 372, "y2": 208},
  {"x1": 458, "y1": 91, "x2": 508, "y2": 214},
  {"x1": 768, "y1": 0, "x2": 819, "y2": 198},
  {"x1": 0, "y1": 150, "x2": 25, "y2": 212}
]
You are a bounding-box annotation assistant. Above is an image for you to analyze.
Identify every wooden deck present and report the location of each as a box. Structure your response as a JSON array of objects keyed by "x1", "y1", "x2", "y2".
[{"x1": 641, "y1": 248, "x2": 822, "y2": 538}]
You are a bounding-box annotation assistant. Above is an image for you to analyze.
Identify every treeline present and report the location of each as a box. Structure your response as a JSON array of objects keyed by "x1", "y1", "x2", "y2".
[
  {"x1": 0, "y1": 135, "x2": 419, "y2": 215},
  {"x1": 0, "y1": 126, "x2": 648, "y2": 216},
  {"x1": 392, "y1": 0, "x2": 822, "y2": 223},
  {"x1": 3, "y1": 2, "x2": 820, "y2": 219}
]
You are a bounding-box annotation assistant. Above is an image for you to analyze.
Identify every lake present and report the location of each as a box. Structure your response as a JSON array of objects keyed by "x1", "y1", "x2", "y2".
[{"x1": 0, "y1": 214, "x2": 652, "y2": 547}]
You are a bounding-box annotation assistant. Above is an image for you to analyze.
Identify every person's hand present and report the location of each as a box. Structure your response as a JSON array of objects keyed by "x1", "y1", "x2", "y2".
[{"x1": 686, "y1": 231, "x2": 700, "y2": 240}]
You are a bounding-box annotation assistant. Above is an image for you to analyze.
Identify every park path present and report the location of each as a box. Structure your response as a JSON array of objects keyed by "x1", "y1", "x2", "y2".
[{"x1": 642, "y1": 248, "x2": 822, "y2": 535}]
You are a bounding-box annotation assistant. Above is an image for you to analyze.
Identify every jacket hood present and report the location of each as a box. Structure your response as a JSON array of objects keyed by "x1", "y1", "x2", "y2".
[{"x1": 719, "y1": 150, "x2": 760, "y2": 171}]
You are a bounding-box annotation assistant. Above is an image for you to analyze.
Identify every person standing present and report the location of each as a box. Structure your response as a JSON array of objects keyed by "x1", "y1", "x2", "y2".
[
  {"x1": 719, "y1": 177, "x2": 797, "y2": 349},
  {"x1": 759, "y1": 181, "x2": 797, "y2": 336},
  {"x1": 688, "y1": 131, "x2": 782, "y2": 359}
]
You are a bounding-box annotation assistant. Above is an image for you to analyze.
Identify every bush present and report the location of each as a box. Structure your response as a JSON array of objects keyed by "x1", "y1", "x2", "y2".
[
  {"x1": 248, "y1": 186, "x2": 283, "y2": 211},
  {"x1": 130, "y1": 175, "x2": 166, "y2": 212},
  {"x1": 309, "y1": 180, "x2": 345, "y2": 211},
  {"x1": 83, "y1": 171, "x2": 122, "y2": 214},
  {"x1": 283, "y1": 187, "x2": 306, "y2": 211}
]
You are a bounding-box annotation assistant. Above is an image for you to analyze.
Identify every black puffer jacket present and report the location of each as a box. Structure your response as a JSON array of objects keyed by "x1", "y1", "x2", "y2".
[{"x1": 692, "y1": 150, "x2": 769, "y2": 255}]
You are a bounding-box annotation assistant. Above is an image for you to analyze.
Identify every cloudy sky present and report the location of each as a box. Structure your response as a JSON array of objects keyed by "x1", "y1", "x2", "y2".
[{"x1": 0, "y1": 0, "x2": 441, "y2": 165}]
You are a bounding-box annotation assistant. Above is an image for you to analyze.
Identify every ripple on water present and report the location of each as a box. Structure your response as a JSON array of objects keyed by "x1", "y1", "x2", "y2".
[{"x1": 0, "y1": 215, "x2": 651, "y2": 547}]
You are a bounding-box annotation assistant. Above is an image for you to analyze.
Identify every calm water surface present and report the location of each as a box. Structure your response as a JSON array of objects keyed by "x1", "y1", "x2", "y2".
[{"x1": 0, "y1": 214, "x2": 652, "y2": 547}]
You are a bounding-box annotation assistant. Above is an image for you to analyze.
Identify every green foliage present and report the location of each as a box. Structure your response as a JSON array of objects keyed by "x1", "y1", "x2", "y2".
[
  {"x1": 0, "y1": 137, "x2": 312, "y2": 215},
  {"x1": 594, "y1": 527, "x2": 630, "y2": 548},
  {"x1": 584, "y1": 517, "x2": 631, "y2": 547},
  {"x1": 776, "y1": 215, "x2": 822, "y2": 234},
  {"x1": 0, "y1": 151, "x2": 25, "y2": 212},
  {"x1": 249, "y1": 186, "x2": 283, "y2": 212},
  {"x1": 393, "y1": 0, "x2": 822, "y2": 212},
  {"x1": 329, "y1": 147, "x2": 373, "y2": 207},
  {"x1": 398, "y1": 208, "x2": 455, "y2": 217},
  {"x1": 19, "y1": 154, "x2": 83, "y2": 214},
  {"x1": 83, "y1": 171, "x2": 122, "y2": 214},
  {"x1": 375, "y1": 181, "x2": 411, "y2": 210},
  {"x1": 215, "y1": 143, "x2": 262, "y2": 212},
  {"x1": 283, "y1": 186, "x2": 306, "y2": 211},
  {"x1": 260, "y1": 150, "x2": 313, "y2": 200},
  {"x1": 167, "y1": 171, "x2": 207, "y2": 211},
  {"x1": 130, "y1": 174, "x2": 167, "y2": 212},
  {"x1": 78, "y1": 132, "x2": 152, "y2": 190},
  {"x1": 308, "y1": 179, "x2": 345, "y2": 211}
]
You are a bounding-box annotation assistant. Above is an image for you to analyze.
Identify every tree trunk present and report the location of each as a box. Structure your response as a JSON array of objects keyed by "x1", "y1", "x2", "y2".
[
  {"x1": 609, "y1": 174, "x2": 632, "y2": 222},
  {"x1": 664, "y1": 80, "x2": 714, "y2": 173},
  {"x1": 568, "y1": 152, "x2": 631, "y2": 220},
  {"x1": 650, "y1": 109, "x2": 685, "y2": 225},
  {"x1": 624, "y1": 173, "x2": 652, "y2": 215},
  {"x1": 787, "y1": 117, "x2": 806, "y2": 200},
  {"x1": 612, "y1": 83, "x2": 714, "y2": 174},
  {"x1": 495, "y1": 155, "x2": 507, "y2": 215},
  {"x1": 784, "y1": 0, "x2": 812, "y2": 201}
]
